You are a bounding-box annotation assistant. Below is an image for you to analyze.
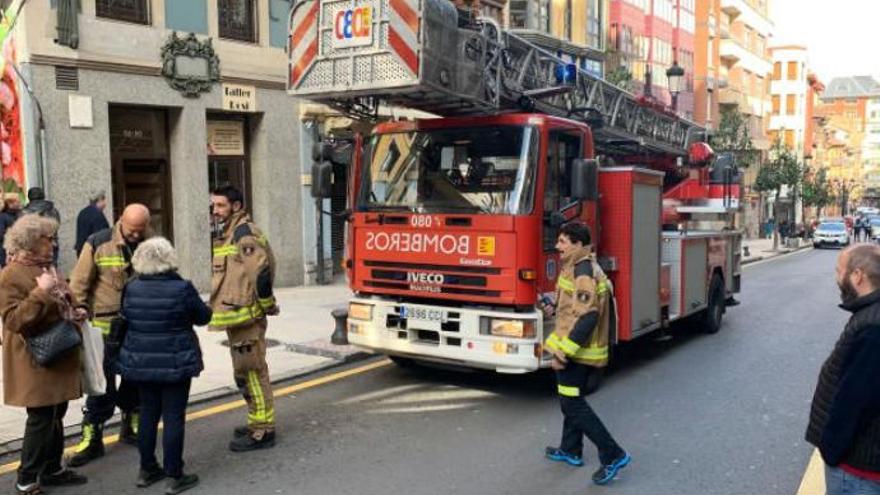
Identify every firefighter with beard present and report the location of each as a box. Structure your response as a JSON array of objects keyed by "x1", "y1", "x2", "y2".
[
  {"x1": 209, "y1": 186, "x2": 279, "y2": 452},
  {"x1": 542, "y1": 222, "x2": 632, "y2": 485}
]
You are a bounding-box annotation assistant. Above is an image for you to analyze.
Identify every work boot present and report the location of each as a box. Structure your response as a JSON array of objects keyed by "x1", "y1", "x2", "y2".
[
  {"x1": 120, "y1": 412, "x2": 139, "y2": 445},
  {"x1": 233, "y1": 425, "x2": 250, "y2": 438},
  {"x1": 229, "y1": 430, "x2": 275, "y2": 452},
  {"x1": 40, "y1": 468, "x2": 88, "y2": 487},
  {"x1": 67, "y1": 423, "x2": 104, "y2": 467},
  {"x1": 136, "y1": 465, "x2": 166, "y2": 488},
  {"x1": 165, "y1": 473, "x2": 199, "y2": 495}
]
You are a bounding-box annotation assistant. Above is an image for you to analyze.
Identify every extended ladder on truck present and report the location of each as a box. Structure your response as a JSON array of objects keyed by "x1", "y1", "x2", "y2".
[{"x1": 287, "y1": 0, "x2": 704, "y2": 157}]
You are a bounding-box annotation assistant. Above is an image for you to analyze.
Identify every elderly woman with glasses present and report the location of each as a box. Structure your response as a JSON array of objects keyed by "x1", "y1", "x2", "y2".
[
  {"x1": 114, "y1": 237, "x2": 211, "y2": 494},
  {"x1": 0, "y1": 214, "x2": 89, "y2": 495}
]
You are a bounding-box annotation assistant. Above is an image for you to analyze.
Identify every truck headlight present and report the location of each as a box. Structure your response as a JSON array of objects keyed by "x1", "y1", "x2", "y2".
[
  {"x1": 485, "y1": 318, "x2": 536, "y2": 338},
  {"x1": 349, "y1": 303, "x2": 373, "y2": 321}
]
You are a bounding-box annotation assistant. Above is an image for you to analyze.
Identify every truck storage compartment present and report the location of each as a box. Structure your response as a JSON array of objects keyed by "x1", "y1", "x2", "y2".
[{"x1": 598, "y1": 167, "x2": 663, "y2": 341}]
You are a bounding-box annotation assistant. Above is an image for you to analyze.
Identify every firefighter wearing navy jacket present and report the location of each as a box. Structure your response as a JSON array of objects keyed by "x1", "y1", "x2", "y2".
[
  {"x1": 209, "y1": 186, "x2": 279, "y2": 452},
  {"x1": 542, "y1": 223, "x2": 632, "y2": 486}
]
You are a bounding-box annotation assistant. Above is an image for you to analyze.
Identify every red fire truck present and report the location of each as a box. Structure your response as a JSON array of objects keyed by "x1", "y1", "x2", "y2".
[{"x1": 288, "y1": 0, "x2": 742, "y2": 378}]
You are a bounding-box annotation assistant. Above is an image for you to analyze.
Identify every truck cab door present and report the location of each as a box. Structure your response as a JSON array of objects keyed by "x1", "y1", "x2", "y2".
[{"x1": 542, "y1": 128, "x2": 596, "y2": 249}]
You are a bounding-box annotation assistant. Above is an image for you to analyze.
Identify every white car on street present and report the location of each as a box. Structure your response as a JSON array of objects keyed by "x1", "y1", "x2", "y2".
[
  {"x1": 813, "y1": 222, "x2": 850, "y2": 248},
  {"x1": 871, "y1": 218, "x2": 880, "y2": 240}
]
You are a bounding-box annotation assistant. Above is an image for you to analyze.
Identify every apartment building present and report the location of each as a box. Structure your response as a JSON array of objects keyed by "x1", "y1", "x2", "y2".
[
  {"x1": 717, "y1": 0, "x2": 772, "y2": 140},
  {"x1": 819, "y1": 76, "x2": 880, "y2": 203},
  {"x1": 691, "y1": 0, "x2": 772, "y2": 237},
  {"x1": 767, "y1": 46, "x2": 811, "y2": 159},
  {"x1": 862, "y1": 98, "x2": 880, "y2": 201},
  {"x1": 5, "y1": 0, "x2": 305, "y2": 289},
  {"x1": 606, "y1": 0, "x2": 695, "y2": 116},
  {"x1": 507, "y1": 0, "x2": 608, "y2": 76}
]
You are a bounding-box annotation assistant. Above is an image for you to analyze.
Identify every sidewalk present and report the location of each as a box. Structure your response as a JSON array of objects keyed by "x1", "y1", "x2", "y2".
[
  {"x1": 0, "y1": 282, "x2": 359, "y2": 452},
  {"x1": 742, "y1": 237, "x2": 812, "y2": 264}
]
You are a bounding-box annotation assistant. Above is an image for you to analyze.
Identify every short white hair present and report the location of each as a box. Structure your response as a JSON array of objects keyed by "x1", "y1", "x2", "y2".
[{"x1": 132, "y1": 237, "x2": 178, "y2": 275}]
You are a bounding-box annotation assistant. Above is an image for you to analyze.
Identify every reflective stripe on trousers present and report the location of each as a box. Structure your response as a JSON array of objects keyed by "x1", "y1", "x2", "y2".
[{"x1": 91, "y1": 319, "x2": 112, "y2": 336}]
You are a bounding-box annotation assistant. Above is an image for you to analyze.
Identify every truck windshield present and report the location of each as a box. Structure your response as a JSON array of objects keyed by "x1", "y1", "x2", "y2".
[{"x1": 358, "y1": 126, "x2": 539, "y2": 214}]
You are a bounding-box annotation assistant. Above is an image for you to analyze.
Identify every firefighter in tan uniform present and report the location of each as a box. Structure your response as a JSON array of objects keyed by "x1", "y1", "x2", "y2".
[
  {"x1": 542, "y1": 223, "x2": 631, "y2": 486},
  {"x1": 209, "y1": 186, "x2": 279, "y2": 452},
  {"x1": 68, "y1": 204, "x2": 152, "y2": 467}
]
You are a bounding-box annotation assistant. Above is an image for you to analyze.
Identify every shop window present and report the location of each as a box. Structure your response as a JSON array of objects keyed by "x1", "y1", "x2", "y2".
[
  {"x1": 208, "y1": 118, "x2": 252, "y2": 208},
  {"x1": 96, "y1": 0, "x2": 149, "y2": 24},
  {"x1": 219, "y1": 0, "x2": 257, "y2": 43}
]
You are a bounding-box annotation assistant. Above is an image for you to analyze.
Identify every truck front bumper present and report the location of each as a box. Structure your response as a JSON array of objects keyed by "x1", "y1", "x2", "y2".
[{"x1": 346, "y1": 297, "x2": 547, "y2": 374}]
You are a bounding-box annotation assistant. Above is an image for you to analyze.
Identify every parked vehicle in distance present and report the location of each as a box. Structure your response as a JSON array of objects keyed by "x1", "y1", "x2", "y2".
[
  {"x1": 871, "y1": 218, "x2": 880, "y2": 240},
  {"x1": 814, "y1": 222, "x2": 850, "y2": 248}
]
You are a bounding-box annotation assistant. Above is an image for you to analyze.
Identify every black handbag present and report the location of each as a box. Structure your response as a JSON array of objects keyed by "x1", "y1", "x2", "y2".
[{"x1": 26, "y1": 319, "x2": 82, "y2": 367}]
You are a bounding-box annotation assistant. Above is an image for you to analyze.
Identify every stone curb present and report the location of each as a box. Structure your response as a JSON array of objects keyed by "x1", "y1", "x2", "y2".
[
  {"x1": 742, "y1": 243, "x2": 812, "y2": 265},
  {"x1": 0, "y1": 348, "x2": 373, "y2": 458}
]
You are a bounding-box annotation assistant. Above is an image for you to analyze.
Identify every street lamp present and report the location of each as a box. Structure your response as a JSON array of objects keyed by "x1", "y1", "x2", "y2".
[{"x1": 666, "y1": 61, "x2": 685, "y2": 112}]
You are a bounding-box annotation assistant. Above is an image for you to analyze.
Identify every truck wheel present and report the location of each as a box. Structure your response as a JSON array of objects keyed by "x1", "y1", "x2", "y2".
[{"x1": 702, "y1": 274, "x2": 725, "y2": 334}]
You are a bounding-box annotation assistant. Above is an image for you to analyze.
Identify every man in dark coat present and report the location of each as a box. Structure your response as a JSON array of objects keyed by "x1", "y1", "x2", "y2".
[
  {"x1": 806, "y1": 244, "x2": 880, "y2": 494},
  {"x1": 21, "y1": 187, "x2": 61, "y2": 263},
  {"x1": 74, "y1": 191, "x2": 110, "y2": 257},
  {"x1": 0, "y1": 193, "x2": 22, "y2": 267},
  {"x1": 21, "y1": 187, "x2": 60, "y2": 223}
]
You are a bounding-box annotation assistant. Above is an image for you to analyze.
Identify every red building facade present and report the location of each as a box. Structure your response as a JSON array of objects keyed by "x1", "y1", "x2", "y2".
[{"x1": 608, "y1": 0, "x2": 695, "y2": 118}]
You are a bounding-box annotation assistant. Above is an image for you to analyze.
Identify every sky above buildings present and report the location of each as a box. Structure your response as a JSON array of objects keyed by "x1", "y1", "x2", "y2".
[{"x1": 771, "y1": 0, "x2": 878, "y2": 81}]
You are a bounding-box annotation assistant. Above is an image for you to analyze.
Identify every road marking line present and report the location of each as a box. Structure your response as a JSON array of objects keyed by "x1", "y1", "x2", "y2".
[
  {"x1": 796, "y1": 448, "x2": 825, "y2": 495},
  {"x1": 0, "y1": 359, "x2": 390, "y2": 476}
]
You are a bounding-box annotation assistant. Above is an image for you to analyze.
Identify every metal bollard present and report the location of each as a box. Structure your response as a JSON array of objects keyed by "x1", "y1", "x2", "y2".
[
  {"x1": 743, "y1": 246, "x2": 750, "y2": 258},
  {"x1": 331, "y1": 308, "x2": 349, "y2": 345}
]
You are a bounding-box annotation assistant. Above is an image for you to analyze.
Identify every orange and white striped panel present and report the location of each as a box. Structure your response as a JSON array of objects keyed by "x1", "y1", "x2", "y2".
[
  {"x1": 288, "y1": 0, "x2": 320, "y2": 89},
  {"x1": 388, "y1": 0, "x2": 420, "y2": 76}
]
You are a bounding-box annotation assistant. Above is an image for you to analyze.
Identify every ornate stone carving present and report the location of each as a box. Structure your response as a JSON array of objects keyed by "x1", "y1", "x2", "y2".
[{"x1": 160, "y1": 32, "x2": 221, "y2": 97}]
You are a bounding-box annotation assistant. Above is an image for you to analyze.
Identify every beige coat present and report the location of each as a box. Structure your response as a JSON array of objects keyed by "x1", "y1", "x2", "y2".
[
  {"x1": 69, "y1": 222, "x2": 150, "y2": 333},
  {"x1": 0, "y1": 263, "x2": 82, "y2": 407},
  {"x1": 209, "y1": 212, "x2": 277, "y2": 331}
]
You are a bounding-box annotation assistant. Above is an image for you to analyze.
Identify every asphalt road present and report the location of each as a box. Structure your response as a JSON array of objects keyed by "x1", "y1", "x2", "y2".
[{"x1": 1, "y1": 247, "x2": 846, "y2": 495}]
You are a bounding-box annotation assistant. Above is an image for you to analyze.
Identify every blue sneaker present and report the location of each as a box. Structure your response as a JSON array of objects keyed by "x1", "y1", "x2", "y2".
[
  {"x1": 592, "y1": 453, "x2": 631, "y2": 485},
  {"x1": 544, "y1": 446, "x2": 584, "y2": 467}
]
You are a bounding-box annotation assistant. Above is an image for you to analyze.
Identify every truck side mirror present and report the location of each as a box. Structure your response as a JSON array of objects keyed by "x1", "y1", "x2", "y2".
[
  {"x1": 311, "y1": 162, "x2": 333, "y2": 198},
  {"x1": 570, "y1": 158, "x2": 599, "y2": 201},
  {"x1": 312, "y1": 141, "x2": 333, "y2": 162},
  {"x1": 548, "y1": 211, "x2": 566, "y2": 227}
]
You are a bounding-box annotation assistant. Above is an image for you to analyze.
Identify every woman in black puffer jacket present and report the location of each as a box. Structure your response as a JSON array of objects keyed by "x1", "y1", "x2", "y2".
[{"x1": 115, "y1": 237, "x2": 211, "y2": 495}]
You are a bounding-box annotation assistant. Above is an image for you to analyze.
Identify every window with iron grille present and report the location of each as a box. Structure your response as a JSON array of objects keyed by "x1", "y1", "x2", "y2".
[
  {"x1": 96, "y1": 0, "x2": 150, "y2": 25},
  {"x1": 219, "y1": 0, "x2": 257, "y2": 43}
]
